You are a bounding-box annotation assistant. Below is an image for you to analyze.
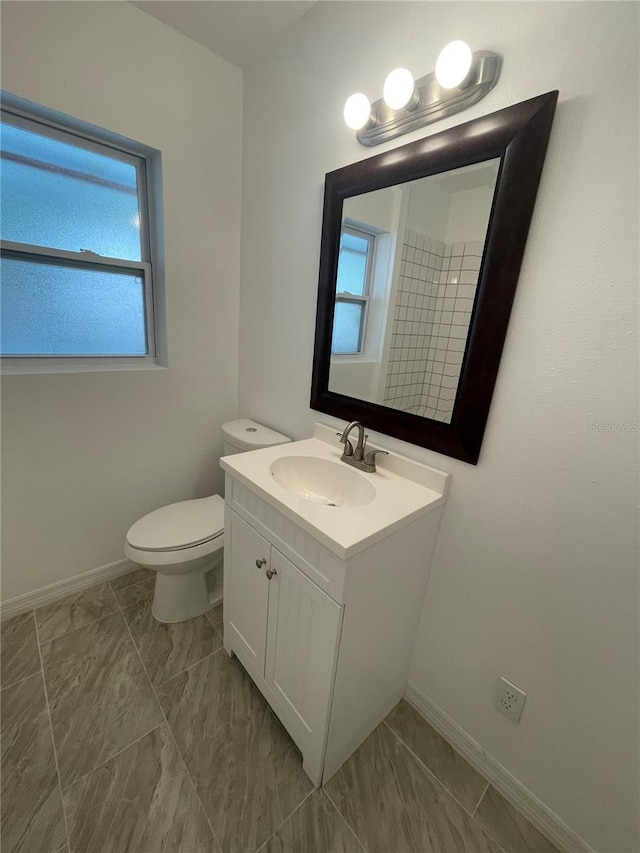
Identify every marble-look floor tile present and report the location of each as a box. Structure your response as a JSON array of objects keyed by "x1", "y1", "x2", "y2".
[
  {"x1": 41, "y1": 611, "x2": 163, "y2": 787},
  {"x1": 35, "y1": 583, "x2": 119, "y2": 643},
  {"x1": 324, "y1": 723, "x2": 502, "y2": 853},
  {"x1": 1, "y1": 611, "x2": 40, "y2": 688},
  {"x1": 206, "y1": 601, "x2": 223, "y2": 627},
  {"x1": 110, "y1": 567, "x2": 154, "y2": 591},
  {"x1": 474, "y1": 786, "x2": 560, "y2": 853},
  {"x1": 112, "y1": 577, "x2": 155, "y2": 609},
  {"x1": 1, "y1": 672, "x2": 67, "y2": 852},
  {"x1": 120, "y1": 587, "x2": 222, "y2": 686},
  {"x1": 385, "y1": 700, "x2": 487, "y2": 812},
  {"x1": 260, "y1": 791, "x2": 363, "y2": 853},
  {"x1": 64, "y1": 723, "x2": 217, "y2": 853},
  {"x1": 159, "y1": 651, "x2": 312, "y2": 853}
]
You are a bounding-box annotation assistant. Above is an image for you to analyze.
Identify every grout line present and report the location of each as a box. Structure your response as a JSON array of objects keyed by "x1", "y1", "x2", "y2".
[
  {"x1": 112, "y1": 590, "x2": 224, "y2": 853},
  {"x1": 321, "y1": 787, "x2": 369, "y2": 853},
  {"x1": 252, "y1": 788, "x2": 316, "y2": 853},
  {"x1": 113, "y1": 590, "x2": 224, "y2": 690},
  {"x1": 58, "y1": 721, "x2": 166, "y2": 792},
  {"x1": 205, "y1": 613, "x2": 224, "y2": 632},
  {"x1": 34, "y1": 611, "x2": 72, "y2": 852},
  {"x1": 472, "y1": 781, "x2": 490, "y2": 817},
  {"x1": 37, "y1": 607, "x2": 121, "y2": 651},
  {"x1": 467, "y1": 788, "x2": 510, "y2": 853},
  {"x1": 383, "y1": 720, "x2": 509, "y2": 853},
  {"x1": 34, "y1": 585, "x2": 121, "y2": 646},
  {"x1": 107, "y1": 578, "x2": 149, "y2": 607},
  {"x1": 154, "y1": 646, "x2": 224, "y2": 689},
  {"x1": 381, "y1": 719, "x2": 482, "y2": 820},
  {"x1": 1, "y1": 666, "x2": 43, "y2": 692},
  {"x1": 108, "y1": 571, "x2": 154, "y2": 594},
  {"x1": 203, "y1": 605, "x2": 223, "y2": 632}
]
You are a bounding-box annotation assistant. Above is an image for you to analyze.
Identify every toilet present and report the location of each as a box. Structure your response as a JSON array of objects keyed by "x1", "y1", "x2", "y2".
[{"x1": 124, "y1": 419, "x2": 291, "y2": 623}]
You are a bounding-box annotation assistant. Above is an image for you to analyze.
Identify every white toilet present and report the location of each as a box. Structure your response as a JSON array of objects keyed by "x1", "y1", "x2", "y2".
[{"x1": 124, "y1": 419, "x2": 291, "y2": 623}]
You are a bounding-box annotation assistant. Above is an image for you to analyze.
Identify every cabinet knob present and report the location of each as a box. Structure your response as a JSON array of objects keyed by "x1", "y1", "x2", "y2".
[
  {"x1": 266, "y1": 568, "x2": 277, "y2": 580},
  {"x1": 255, "y1": 558, "x2": 266, "y2": 568}
]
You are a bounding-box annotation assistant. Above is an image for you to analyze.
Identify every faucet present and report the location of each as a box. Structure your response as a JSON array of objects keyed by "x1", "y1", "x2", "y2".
[{"x1": 337, "y1": 421, "x2": 388, "y2": 473}]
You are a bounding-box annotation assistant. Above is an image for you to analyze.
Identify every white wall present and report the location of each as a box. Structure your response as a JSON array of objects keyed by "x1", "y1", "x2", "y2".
[
  {"x1": 343, "y1": 185, "x2": 397, "y2": 232},
  {"x1": 1, "y1": 2, "x2": 243, "y2": 600},
  {"x1": 328, "y1": 358, "x2": 378, "y2": 400},
  {"x1": 239, "y1": 3, "x2": 638, "y2": 852},
  {"x1": 446, "y1": 184, "x2": 496, "y2": 243},
  {"x1": 406, "y1": 177, "x2": 451, "y2": 242}
]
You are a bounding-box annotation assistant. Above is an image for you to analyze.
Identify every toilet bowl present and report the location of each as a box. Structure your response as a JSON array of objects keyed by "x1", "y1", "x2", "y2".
[{"x1": 124, "y1": 419, "x2": 291, "y2": 623}]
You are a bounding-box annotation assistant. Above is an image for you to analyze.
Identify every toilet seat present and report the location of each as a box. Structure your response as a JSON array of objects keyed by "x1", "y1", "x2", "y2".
[{"x1": 126, "y1": 495, "x2": 224, "y2": 552}]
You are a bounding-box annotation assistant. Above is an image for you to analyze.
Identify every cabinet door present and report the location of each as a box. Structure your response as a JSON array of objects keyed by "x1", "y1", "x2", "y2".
[
  {"x1": 225, "y1": 509, "x2": 270, "y2": 674},
  {"x1": 265, "y1": 548, "x2": 343, "y2": 772}
]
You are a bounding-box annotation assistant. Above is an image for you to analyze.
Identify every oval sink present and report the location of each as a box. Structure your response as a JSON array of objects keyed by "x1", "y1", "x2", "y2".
[{"x1": 270, "y1": 456, "x2": 376, "y2": 508}]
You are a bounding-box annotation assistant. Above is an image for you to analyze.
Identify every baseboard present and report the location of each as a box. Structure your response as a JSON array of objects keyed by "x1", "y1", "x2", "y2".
[
  {"x1": 1, "y1": 558, "x2": 140, "y2": 621},
  {"x1": 404, "y1": 682, "x2": 597, "y2": 853}
]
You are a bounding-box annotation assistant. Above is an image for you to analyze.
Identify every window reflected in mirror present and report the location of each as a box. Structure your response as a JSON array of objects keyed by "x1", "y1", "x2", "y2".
[
  {"x1": 332, "y1": 226, "x2": 373, "y2": 354},
  {"x1": 328, "y1": 159, "x2": 500, "y2": 424}
]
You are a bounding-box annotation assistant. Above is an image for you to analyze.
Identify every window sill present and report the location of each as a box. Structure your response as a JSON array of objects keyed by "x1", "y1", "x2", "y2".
[
  {"x1": 1, "y1": 358, "x2": 168, "y2": 375},
  {"x1": 331, "y1": 356, "x2": 378, "y2": 364}
]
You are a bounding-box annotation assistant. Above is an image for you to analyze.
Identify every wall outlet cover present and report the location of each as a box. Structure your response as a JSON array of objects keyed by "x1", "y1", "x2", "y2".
[{"x1": 495, "y1": 676, "x2": 527, "y2": 722}]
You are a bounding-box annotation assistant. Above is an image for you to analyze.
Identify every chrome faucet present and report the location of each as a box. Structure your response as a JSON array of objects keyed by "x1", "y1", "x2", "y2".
[{"x1": 337, "y1": 421, "x2": 388, "y2": 473}]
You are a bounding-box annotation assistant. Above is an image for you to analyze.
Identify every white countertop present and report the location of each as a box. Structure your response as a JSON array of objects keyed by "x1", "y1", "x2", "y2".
[{"x1": 220, "y1": 424, "x2": 450, "y2": 559}]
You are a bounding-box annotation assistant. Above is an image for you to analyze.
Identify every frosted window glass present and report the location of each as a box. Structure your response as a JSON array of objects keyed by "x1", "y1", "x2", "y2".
[
  {"x1": 1, "y1": 257, "x2": 147, "y2": 355},
  {"x1": 332, "y1": 301, "x2": 364, "y2": 354},
  {"x1": 1, "y1": 123, "x2": 142, "y2": 260},
  {"x1": 337, "y1": 231, "x2": 369, "y2": 295}
]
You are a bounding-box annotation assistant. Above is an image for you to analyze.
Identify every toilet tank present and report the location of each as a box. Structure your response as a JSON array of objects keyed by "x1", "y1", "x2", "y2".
[{"x1": 221, "y1": 418, "x2": 291, "y2": 456}]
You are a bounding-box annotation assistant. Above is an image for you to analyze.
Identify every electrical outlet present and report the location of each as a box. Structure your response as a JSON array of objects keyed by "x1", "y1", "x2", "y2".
[{"x1": 495, "y1": 676, "x2": 527, "y2": 722}]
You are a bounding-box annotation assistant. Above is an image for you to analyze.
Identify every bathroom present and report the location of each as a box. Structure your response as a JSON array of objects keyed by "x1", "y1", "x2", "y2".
[{"x1": 0, "y1": 2, "x2": 637, "y2": 853}]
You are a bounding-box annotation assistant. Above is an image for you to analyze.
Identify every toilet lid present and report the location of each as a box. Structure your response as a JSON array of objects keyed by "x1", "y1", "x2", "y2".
[{"x1": 126, "y1": 495, "x2": 225, "y2": 552}]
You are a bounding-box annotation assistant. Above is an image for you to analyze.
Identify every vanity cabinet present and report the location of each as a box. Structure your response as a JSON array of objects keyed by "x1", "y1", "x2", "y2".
[
  {"x1": 222, "y1": 468, "x2": 446, "y2": 787},
  {"x1": 225, "y1": 507, "x2": 343, "y2": 783}
]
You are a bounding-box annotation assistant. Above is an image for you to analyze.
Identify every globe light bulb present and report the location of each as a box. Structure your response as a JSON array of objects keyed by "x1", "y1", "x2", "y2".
[
  {"x1": 435, "y1": 41, "x2": 473, "y2": 89},
  {"x1": 383, "y1": 67, "x2": 415, "y2": 111},
  {"x1": 343, "y1": 93, "x2": 371, "y2": 130}
]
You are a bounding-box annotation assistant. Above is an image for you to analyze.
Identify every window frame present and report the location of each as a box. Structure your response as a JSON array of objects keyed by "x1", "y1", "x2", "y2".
[
  {"x1": 332, "y1": 223, "x2": 375, "y2": 357},
  {"x1": 0, "y1": 94, "x2": 165, "y2": 373}
]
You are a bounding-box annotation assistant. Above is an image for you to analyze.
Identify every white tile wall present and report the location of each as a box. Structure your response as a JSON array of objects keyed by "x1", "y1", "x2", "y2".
[{"x1": 383, "y1": 230, "x2": 483, "y2": 423}]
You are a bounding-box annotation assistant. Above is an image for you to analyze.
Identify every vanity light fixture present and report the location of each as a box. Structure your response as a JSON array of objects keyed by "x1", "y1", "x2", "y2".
[
  {"x1": 435, "y1": 40, "x2": 473, "y2": 89},
  {"x1": 344, "y1": 41, "x2": 501, "y2": 146},
  {"x1": 343, "y1": 92, "x2": 372, "y2": 130},
  {"x1": 382, "y1": 67, "x2": 416, "y2": 110}
]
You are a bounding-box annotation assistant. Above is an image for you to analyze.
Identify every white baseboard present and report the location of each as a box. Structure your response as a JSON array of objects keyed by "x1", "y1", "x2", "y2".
[
  {"x1": 404, "y1": 682, "x2": 597, "y2": 853},
  {"x1": 1, "y1": 558, "x2": 140, "y2": 621}
]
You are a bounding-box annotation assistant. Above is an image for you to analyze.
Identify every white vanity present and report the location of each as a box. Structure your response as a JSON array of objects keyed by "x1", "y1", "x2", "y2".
[{"x1": 220, "y1": 423, "x2": 449, "y2": 786}]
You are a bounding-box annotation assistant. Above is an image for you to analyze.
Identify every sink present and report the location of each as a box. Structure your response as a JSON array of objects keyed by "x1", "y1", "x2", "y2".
[
  {"x1": 270, "y1": 456, "x2": 376, "y2": 508},
  {"x1": 220, "y1": 425, "x2": 450, "y2": 558}
]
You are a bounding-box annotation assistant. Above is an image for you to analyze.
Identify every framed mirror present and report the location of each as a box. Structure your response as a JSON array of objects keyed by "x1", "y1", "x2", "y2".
[{"x1": 311, "y1": 91, "x2": 558, "y2": 464}]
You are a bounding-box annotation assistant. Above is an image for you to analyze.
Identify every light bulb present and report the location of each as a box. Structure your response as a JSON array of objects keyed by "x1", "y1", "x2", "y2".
[
  {"x1": 343, "y1": 93, "x2": 371, "y2": 130},
  {"x1": 435, "y1": 41, "x2": 473, "y2": 89},
  {"x1": 383, "y1": 67, "x2": 415, "y2": 110}
]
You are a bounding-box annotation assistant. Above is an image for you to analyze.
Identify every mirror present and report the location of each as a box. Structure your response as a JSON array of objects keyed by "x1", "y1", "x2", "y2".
[
  {"x1": 328, "y1": 160, "x2": 500, "y2": 424},
  {"x1": 311, "y1": 91, "x2": 558, "y2": 464}
]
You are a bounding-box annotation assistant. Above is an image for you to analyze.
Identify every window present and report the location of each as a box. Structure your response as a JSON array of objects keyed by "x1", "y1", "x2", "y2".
[
  {"x1": 331, "y1": 225, "x2": 374, "y2": 355},
  {"x1": 1, "y1": 97, "x2": 163, "y2": 369}
]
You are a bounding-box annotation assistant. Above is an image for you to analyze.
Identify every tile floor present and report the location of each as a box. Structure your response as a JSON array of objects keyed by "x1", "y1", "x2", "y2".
[{"x1": 1, "y1": 570, "x2": 560, "y2": 853}]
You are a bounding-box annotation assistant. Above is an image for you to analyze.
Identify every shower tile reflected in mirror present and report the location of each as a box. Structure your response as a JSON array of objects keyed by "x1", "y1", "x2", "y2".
[{"x1": 328, "y1": 160, "x2": 500, "y2": 424}]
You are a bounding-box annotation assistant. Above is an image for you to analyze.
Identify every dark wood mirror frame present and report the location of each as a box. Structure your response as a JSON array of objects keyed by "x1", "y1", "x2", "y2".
[{"x1": 310, "y1": 91, "x2": 558, "y2": 465}]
